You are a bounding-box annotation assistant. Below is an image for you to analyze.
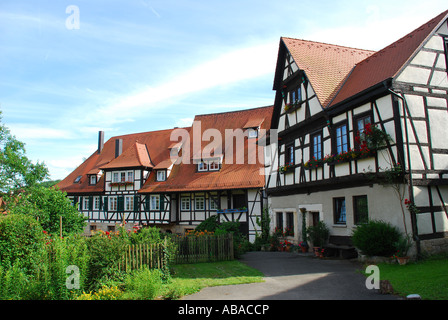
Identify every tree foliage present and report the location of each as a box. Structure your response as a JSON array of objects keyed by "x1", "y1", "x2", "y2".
[{"x1": 0, "y1": 111, "x2": 48, "y2": 193}]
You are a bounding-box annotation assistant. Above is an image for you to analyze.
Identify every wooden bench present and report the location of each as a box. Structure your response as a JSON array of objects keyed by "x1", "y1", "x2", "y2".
[{"x1": 324, "y1": 236, "x2": 358, "y2": 259}]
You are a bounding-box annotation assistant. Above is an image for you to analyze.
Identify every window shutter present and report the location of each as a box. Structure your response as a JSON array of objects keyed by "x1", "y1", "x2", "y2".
[
  {"x1": 118, "y1": 196, "x2": 124, "y2": 212},
  {"x1": 145, "y1": 195, "x2": 150, "y2": 211},
  {"x1": 134, "y1": 195, "x2": 140, "y2": 212},
  {"x1": 160, "y1": 195, "x2": 165, "y2": 211},
  {"x1": 103, "y1": 196, "x2": 108, "y2": 212},
  {"x1": 89, "y1": 196, "x2": 93, "y2": 211}
]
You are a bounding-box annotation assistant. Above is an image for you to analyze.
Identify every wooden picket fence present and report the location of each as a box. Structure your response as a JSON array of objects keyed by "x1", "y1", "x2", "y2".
[
  {"x1": 173, "y1": 233, "x2": 234, "y2": 264},
  {"x1": 120, "y1": 234, "x2": 234, "y2": 271}
]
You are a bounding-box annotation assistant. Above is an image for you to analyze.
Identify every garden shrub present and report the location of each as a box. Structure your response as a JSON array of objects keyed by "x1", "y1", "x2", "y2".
[
  {"x1": 122, "y1": 267, "x2": 163, "y2": 300},
  {"x1": 0, "y1": 214, "x2": 47, "y2": 275},
  {"x1": 352, "y1": 220, "x2": 401, "y2": 256},
  {"x1": 195, "y1": 215, "x2": 219, "y2": 232},
  {"x1": 86, "y1": 230, "x2": 129, "y2": 291}
]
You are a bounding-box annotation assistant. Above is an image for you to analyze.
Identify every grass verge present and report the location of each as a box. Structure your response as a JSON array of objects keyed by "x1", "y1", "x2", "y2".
[
  {"x1": 162, "y1": 260, "x2": 265, "y2": 299},
  {"x1": 377, "y1": 255, "x2": 448, "y2": 300}
]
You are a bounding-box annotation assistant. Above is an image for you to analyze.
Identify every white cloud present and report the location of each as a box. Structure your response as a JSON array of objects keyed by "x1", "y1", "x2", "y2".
[{"x1": 89, "y1": 41, "x2": 278, "y2": 126}]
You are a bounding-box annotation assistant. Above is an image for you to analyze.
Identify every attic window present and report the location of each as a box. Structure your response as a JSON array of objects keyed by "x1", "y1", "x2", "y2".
[
  {"x1": 247, "y1": 128, "x2": 258, "y2": 138},
  {"x1": 156, "y1": 170, "x2": 166, "y2": 182},
  {"x1": 89, "y1": 175, "x2": 97, "y2": 185},
  {"x1": 74, "y1": 175, "x2": 82, "y2": 184}
]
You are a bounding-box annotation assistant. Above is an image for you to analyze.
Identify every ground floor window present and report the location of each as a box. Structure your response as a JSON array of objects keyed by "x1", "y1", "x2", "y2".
[
  {"x1": 285, "y1": 212, "x2": 294, "y2": 236},
  {"x1": 276, "y1": 212, "x2": 283, "y2": 231},
  {"x1": 333, "y1": 197, "x2": 346, "y2": 224},
  {"x1": 354, "y1": 195, "x2": 368, "y2": 224}
]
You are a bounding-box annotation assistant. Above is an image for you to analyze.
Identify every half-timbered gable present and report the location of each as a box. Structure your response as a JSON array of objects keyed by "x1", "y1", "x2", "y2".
[{"x1": 267, "y1": 10, "x2": 448, "y2": 256}]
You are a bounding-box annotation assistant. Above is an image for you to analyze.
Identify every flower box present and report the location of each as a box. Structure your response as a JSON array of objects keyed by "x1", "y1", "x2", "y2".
[{"x1": 110, "y1": 181, "x2": 134, "y2": 187}]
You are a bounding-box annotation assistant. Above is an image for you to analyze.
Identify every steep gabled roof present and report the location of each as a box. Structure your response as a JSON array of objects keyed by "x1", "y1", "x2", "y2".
[
  {"x1": 329, "y1": 9, "x2": 448, "y2": 107},
  {"x1": 139, "y1": 106, "x2": 274, "y2": 193},
  {"x1": 279, "y1": 37, "x2": 374, "y2": 107},
  {"x1": 57, "y1": 128, "x2": 181, "y2": 194},
  {"x1": 101, "y1": 142, "x2": 152, "y2": 170}
]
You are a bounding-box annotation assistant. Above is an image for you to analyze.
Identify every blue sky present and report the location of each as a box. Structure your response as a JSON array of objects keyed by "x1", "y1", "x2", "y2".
[{"x1": 1, "y1": 0, "x2": 447, "y2": 180}]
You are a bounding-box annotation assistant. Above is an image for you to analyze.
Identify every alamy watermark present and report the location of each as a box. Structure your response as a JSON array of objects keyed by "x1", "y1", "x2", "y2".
[
  {"x1": 365, "y1": 265, "x2": 380, "y2": 290},
  {"x1": 66, "y1": 265, "x2": 80, "y2": 290},
  {"x1": 65, "y1": 5, "x2": 80, "y2": 30}
]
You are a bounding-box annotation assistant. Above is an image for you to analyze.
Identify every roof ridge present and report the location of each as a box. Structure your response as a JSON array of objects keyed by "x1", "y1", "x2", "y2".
[
  {"x1": 194, "y1": 105, "x2": 274, "y2": 118},
  {"x1": 281, "y1": 36, "x2": 376, "y2": 53}
]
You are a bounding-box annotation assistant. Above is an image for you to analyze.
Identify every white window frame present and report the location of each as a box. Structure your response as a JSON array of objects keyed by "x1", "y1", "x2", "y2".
[
  {"x1": 195, "y1": 196, "x2": 205, "y2": 210},
  {"x1": 113, "y1": 172, "x2": 119, "y2": 183},
  {"x1": 125, "y1": 195, "x2": 134, "y2": 211},
  {"x1": 208, "y1": 161, "x2": 220, "y2": 171},
  {"x1": 181, "y1": 197, "x2": 190, "y2": 211},
  {"x1": 127, "y1": 171, "x2": 134, "y2": 182},
  {"x1": 150, "y1": 195, "x2": 160, "y2": 211},
  {"x1": 109, "y1": 196, "x2": 118, "y2": 211},
  {"x1": 93, "y1": 196, "x2": 100, "y2": 211},
  {"x1": 90, "y1": 175, "x2": 97, "y2": 185},
  {"x1": 198, "y1": 161, "x2": 208, "y2": 172},
  {"x1": 247, "y1": 128, "x2": 258, "y2": 139},
  {"x1": 83, "y1": 197, "x2": 90, "y2": 211},
  {"x1": 209, "y1": 197, "x2": 218, "y2": 211},
  {"x1": 157, "y1": 170, "x2": 166, "y2": 181}
]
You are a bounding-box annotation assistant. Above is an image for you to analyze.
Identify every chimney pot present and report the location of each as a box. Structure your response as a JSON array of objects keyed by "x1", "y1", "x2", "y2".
[
  {"x1": 115, "y1": 139, "x2": 123, "y2": 158},
  {"x1": 98, "y1": 131, "x2": 105, "y2": 154}
]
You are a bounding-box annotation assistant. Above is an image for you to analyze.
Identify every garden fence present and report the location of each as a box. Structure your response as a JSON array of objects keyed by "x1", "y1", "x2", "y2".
[
  {"x1": 120, "y1": 233, "x2": 234, "y2": 271},
  {"x1": 173, "y1": 233, "x2": 234, "y2": 264}
]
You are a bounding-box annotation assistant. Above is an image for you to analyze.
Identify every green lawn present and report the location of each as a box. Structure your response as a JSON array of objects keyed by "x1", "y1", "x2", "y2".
[
  {"x1": 162, "y1": 260, "x2": 265, "y2": 299},
  {"x1": 378, "y1": 256, "x2": 448, "y2": 300}
]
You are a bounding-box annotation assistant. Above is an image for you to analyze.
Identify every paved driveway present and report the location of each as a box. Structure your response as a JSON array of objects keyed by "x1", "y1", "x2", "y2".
[{"x1": 182, "y1": 251, "x2": 399, "y2": 300}]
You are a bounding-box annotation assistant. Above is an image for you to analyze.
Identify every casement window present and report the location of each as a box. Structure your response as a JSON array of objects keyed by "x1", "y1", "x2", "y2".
[
  {"x1": 333, "y1": 197, "x2": 346, "y2": 225},
  {"x1": 335, "y1": 123, "x2": 349, "y2": 154},
  {"x1": 113, "y1": 172, "x2": 119, "y2": 183},
  {"x1": 286, "y1": 212, "x2": 294, "y2": 236},
  {"x1": 109, "y1": 196, "x2": 118, "y2": 211},
  {"x1": 181, "y1": 197, "x2": 190, "y2": 211},
  {"x1": 112, "y1": 171, "x2": 134, "y2": 183},
  {"x1": 124, "y1": 195, "x2": 134, "y2": 211},
  {"x1": 89, "y1": 175, "x2": 97, "y2": 185},
  {"x1": 209, "y1": 161, "x2": 220, "y2": 171},
  {"x1": 276, "y1": 212, "x2": 283, "y2": 231},
  {"x1": 150, "y1": 195, "x2": 160, "y2": 211},
  {"x1": 247, "y1": 128, "x2": 258, "y2": 138},
  {"x1": 354, "y1": 195, "x2": 369, "y2": 224},
  {"x1": 311, "y1": 131, "x2": 323, "y2": 160},
  {"x1": 93, "y1": 196, "x2": 100, "y2": 211},
  {"x1": 195, "y1": 196, "x2": 205, "y2": 210},
  {"x1": 285, "y1": 144, "x2": 294, "y2": 165},
  {"x1": 355, "y1": 114, "x2": 372, "y2": 135},
  {"x1": 198, "y1": 162, "x2": 208, "y2": 172},
  {"x1": 289, "y1": 86, "x2": 302, "y2": 105},
  {"x1": 209, "y1": 197, "x2": 219, "y2": 211},
  {"x1": 83, "y1": 197, "x2": 90, "y2": 211},
  {"x1": 127, "y1": 171, "x2": 134, "y2": 182},
  {"x1": 157, "y1": 170, "x2": 166, "y2": 181}
]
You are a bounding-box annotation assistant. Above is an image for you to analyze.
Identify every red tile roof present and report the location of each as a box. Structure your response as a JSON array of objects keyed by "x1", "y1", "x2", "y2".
[
  {"x1": 329, "y1": 10, "x2": 448, "y2": 107},
  {"x1": 282, "y1": 37, "x2": 374, "y2": 107},
  {"x1": 139, "y1": 106, "x2": 274, "y2": 193},
  {"x1": 57, "y1": 128, "x2": 182, "y2": 194},
  {"x1": 101, "y1": 142, "x2": 152, "y2": 170},
  {"x1": 57, "y1": 106, "x2": 274, "y2": 195}
]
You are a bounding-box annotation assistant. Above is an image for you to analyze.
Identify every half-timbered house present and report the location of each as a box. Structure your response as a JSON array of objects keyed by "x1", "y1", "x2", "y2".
[
  {"x1": 57, "y1": 106, "x2": 273, "y2": 240},
  {"x1": 265, "y1": 10, "x2": 448, "y2": 256}
]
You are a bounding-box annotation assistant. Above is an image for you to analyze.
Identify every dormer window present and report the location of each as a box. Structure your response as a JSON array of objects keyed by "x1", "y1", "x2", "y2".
[
  {"x1": 197, "y1": 160, "x2": 221, "y2": 172},
  {"x1": 247, "y1": 128, "x2": 259, "y2": 139},
  {"x1": 89, "y1": 175, "x2": 97, "y2": 185},
  {"x1": 156, "y1": 170, "x2": 166, "y2": 182},
  {"x1": 198, "y1": 161, "x2": 208, "y2": 172}
]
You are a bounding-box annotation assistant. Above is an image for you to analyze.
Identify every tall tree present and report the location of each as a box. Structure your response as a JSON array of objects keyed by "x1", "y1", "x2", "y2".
[{"x1": 0, "y1": 111, "x2": 48, "y2": 193}]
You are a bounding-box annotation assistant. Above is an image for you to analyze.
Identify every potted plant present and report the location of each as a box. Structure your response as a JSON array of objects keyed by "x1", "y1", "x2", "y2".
[
  {"x1": 299, "y1": 241, "x2": 309, "y2": 253},
  {"x1": 307, "y1": 221, "x2": 329, "y2": 256},
  {"x1": 393, "y1": 234, "x2": 412, "y2": 265}
]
